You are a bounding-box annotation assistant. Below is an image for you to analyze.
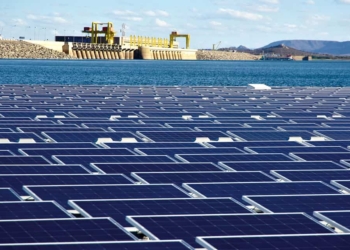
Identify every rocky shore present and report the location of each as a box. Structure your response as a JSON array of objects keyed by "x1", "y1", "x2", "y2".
[
  {"x1": 0, "y1": 40, "x2": 75, "y2": 59},
  {"x1": 197, "y1": 50, "x2": 260, "y2": 60}
]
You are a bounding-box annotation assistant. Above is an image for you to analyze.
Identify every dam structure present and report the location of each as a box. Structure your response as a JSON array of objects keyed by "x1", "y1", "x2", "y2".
[
  {"x1": 0, "y1": 84, "x2": 349, "y2": 248},
  {"x1": 41, "y1": 22, "x2": 197, "y2": 60}
]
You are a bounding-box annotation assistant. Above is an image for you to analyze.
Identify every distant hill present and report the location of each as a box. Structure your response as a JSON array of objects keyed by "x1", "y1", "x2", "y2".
[
  {"x1": 253, "y1": 44, "x2": 312, "y2": 56},
  {"x1": 263, "y1": 40, "x2": 350, "y2": 55}
]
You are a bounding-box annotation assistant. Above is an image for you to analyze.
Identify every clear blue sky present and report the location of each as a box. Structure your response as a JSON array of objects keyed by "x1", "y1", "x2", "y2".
[{"x1": 0, "y1": 0, "x2": 349, "y2": 48}]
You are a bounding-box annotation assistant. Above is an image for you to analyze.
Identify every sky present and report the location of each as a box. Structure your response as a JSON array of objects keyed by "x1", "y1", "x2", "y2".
[{"x1": 0, "y1": 0, "x2": 349, "y2": 49}]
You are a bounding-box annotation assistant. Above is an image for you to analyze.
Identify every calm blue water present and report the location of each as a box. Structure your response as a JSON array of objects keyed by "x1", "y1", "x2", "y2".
[{"x1": 0, "y1": 59, "x2": 349, "y2": 86}]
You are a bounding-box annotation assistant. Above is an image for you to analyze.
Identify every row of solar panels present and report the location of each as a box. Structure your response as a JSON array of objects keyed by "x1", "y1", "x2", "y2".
[{"x1": 1, "y1": 86, "x2": 350, "y2": 249}]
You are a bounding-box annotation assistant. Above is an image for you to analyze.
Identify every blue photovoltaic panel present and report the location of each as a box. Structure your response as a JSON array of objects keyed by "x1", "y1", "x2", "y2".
[
  {"x1": 1, "y1": 241, "x2": 193, "y2": 250},
  {"x1": 246, "y1": 146, "x2": 349, "y2": 154},
  {"x1": 0, "y1": 218, "x2": 134, "y2": 244},
  {"x1": 0, "y1": 132, "x2": 44, "y2": 142},
  {"x1": 20, "y1": 148, "x2": 135, "y2": 158},
  {"x1": 0, "y1": 156, "x2": 50, "y2": 164},
  {"x1": 0, "y1": 143, "x2": 98, "y2": 155},
  {"x1": 110, "y1": 127, "x2": 194, "y2": 132},
  {"x1": 0, "y1": 165, "x2": 90, "y2": 174},
  {"x1": 18, "y1": 127, "x2": 106, "y2": 134},
  {"x1": 228, "y1": 131, "x2": 315, "y2": 141},
  {"x1": 271, "y1": 169, "x2": 350, "y2": 183},
  {"x1": 0, "y1": 201, "x2": 71, "y2": 219},
  {"x1": 53, "y1": 155, "x2": 175, "y2": 167},
  {"x1": 195, "y1": 127, "x2": 276, "y2": 132},
  {"x1": 314, "y1": 130, "x2": 350, "y2": 140},
  {"x1": 43, "y1": 131, "x2": 141, "y2": 143},
  {"x1": 307, "y1": 140, "x2": 350, "y2": 148},
  {"x1": 244, "y1": 194, "x2": 350, "y2": 214},
  {"x1": 207, "y1": 141, "x2": 303, "y2": 149},
  {"x1": 220, "y1": 161, "x2": 345, "y2": 172},
  {"x1": 291, "y1": 152, "x2": 350, "y2": 162},
  {"x1": 138, "y1": 131, "x2": 230, "y2": 142},
  {"x1": 314, "y1": 211, "x2": 350, "y2": 232},
  {"x1": 176, "y1": 153, "x2": 293, "y2": 163},
  {"x1": 197, "y1": 234, "x2": 350, "y2": 250},
  {"x1": 128, "y1": 213, "x2": 331, "y2": 248},
  {"x1": 183, "y1": 181, "x2": 339, "y2": 202},
  {"x1": 0, "y1": 174, "x2": 132, "y2": 195},
  {"x1": 91, "y1": 162, "x2": 224, "y2": 174},
  {"x1": 104, "y1": 142, "x2": 205, "y2": 149},
  {"x1": 70, "y1": 198, "x2": 249, "y2": 227},
  {"x1": 0, "y1": 188, "x2": 22, "y2": 201},
  {"x1": 136, "y1": 147, "x2": 244, "y2": 156},
  {"x1": 132, "y1": 171, "x2": 273, "y2": 186},
  {"x1": 24, "y1": 184, "x2": 190, "y2": 209},
  {"x1": 0, "y1": 150, "x2": 14, "y2": 155}
]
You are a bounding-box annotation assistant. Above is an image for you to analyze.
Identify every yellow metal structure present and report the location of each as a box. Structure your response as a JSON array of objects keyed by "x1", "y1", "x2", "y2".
[
  {"x1": 169, "y1": 31, "x2": 190, "y2": 49},
  {"x1": 130, "y1": 35, "x2": 169, "y2": 48},
  {"x1": 82, "y1": 22, "x2": 116, "y2": 45}
]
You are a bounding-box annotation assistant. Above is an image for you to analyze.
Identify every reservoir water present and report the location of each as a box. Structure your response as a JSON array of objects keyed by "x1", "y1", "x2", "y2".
[{"x1": 0, "y1": 59, "x2": 349, "y2": 86}]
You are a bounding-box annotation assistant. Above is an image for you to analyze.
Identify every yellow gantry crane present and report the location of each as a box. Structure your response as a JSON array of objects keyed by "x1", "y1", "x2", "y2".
[
  {"x1": 169, "y1": 31, "x2": 190, "y2": 49},
  {"x1": 82, "y1": 22, "x2": 116, "y2": 45}
]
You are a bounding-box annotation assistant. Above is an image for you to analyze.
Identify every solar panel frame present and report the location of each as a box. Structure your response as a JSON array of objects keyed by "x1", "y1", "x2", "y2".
[
  {"x1": 0, "y1": 188, "x2": 23, "y2": 201},
  {"x1": 24, "y1": 184, "x2": 191, "y2": 208},
  {"x1": 0, "y1": 164, "x2": 91, "y2": 174},
  {"x1": 243, "y1": 194, "x2": 348, "y2": 214},
  {"x1": 90, "y1": 162, "x2": 227, "y2": 174},
  {"x1": 0, "y1": 201, "x2": 74, "y2": 219},
  {"x1": 270, "y1": 169, "x2": 350, "y2": 182},
  {"x1": 69, "y1": 198, "x2": 251, "y2": 227},
  {"x1": 0, "y1": 217, "x2": 137, "y2": 244},
  {"x1": 0, "y1": 240, "x2": 195, "y2": 249},
  {"x1": 127, "y1": 213, "x2": 333, "y2": 248}
]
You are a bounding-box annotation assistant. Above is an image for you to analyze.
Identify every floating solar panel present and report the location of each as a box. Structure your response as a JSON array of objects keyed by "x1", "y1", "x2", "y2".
[
  {"x1": 43, "y1": 131, "x2": 141, "y2": 143},
  {"x1": 207, "y1": 141, "x2": 303, "y2": 149},
  {"x1": 291, "y1": 152, "x2": 350, "y2": 162},
  {"x1": 0, "y1": 143, "x2": 98, "y2": 155},
  {"x1": 0, "y1": 188, "x2": 22, "y2": 201},
  {"x1": 246, "y1": 146, "x2": 349, "y2": 154},
  {"x1": 0, "y1": 174, "x2": 132, "y2": 195},
  {"x1": 219, "y1": 161, "x2": 345, "y2": 173},
  {"x1": 127, "y1": 213, "x2": 332, "y2": 248},
  {"x1": 243, "y1": 194, "x2": 350, "y2": 214},
  {"x1": 271, "y1": 169, "x2": 350, "y2": 183},
  {"x1": 0, "y1": 132, "x2": 44, "y2": 143},
  {"x1": 183, "y1": 181, "x2": 339, "y2": 202},
  {"x1": 70, "y1": 198, "x2": 249, "y2": 227},
  {"x1": 103, "y1": 142, "x2": 205, "y2": 149},
  {"x1": 24, "y1": 184, "x2": 190, "y2": 209},
  {"x1": 176, "y1": 153, "x2": 293, "y2": 163},
  {"x1": 137, "y1": 131, "x2": 231, "y2": 142},
  {"x1": 314, "y1": 210, "x2": 350, "y2": 232},
  {"x1": 228, "y1": 131, "x2": 316, "y2": 141},
  {"x1": 0, "y1": 218, "x2": 135, "y2": 244},
  {"x1": 1, "y1": 241, "x2": 194, "y2": 250},
  {"x1": 135, "y1": 147, "x2": 244, "y2": 156},
  {"x1": 314, "y1": 130, "x2": 350, "y2": 140},
  {"x1": 0, "y1": 156, "x2": 50, "y2": 165},
  {"x1": 132, "y1": 171, "x2": 273, "y2": 186},
  {"x1": 0, "y1": 201, "x2": 71, "y2": 219},
  {"x1": 307, "y1": 140, "x2": 350, "y2": 148},
  {"x1": 20, "y1": 148, "x2": 135, "y2": 158},
  {"x1": 91, "y1": 162, "x2": 224, "y2": 174},
  {"x1": 196, "y1": 234, "x2": 350, "y2": 250},
  {"x1": 53, "y1": 155, "x2": 175, "y2": 168},
  {"x1": 0, "y1": 164, "x2": 89, "y2": 174}
]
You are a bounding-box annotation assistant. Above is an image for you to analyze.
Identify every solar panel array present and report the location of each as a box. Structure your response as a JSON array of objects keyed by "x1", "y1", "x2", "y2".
[{"x1": 1, "y1": 85, "x2": 350, "y2": 248}]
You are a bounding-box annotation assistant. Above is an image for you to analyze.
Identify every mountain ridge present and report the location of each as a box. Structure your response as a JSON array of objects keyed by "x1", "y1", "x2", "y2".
[{"x1": 262, "y1": 40, "x2": 350, "y2": 55}]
